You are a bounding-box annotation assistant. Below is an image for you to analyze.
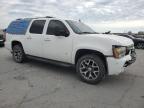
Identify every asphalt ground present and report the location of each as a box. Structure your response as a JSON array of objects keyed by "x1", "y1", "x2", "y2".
[{"x1": 0, "y1": 47, "x2": 144, "y2": 108}]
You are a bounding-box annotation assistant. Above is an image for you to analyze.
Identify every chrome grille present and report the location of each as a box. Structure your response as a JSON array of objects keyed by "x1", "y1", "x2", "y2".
[
  {"x1": 127, "y1": 44, "x2": 136, "y2": 63},
  {"x1": 126, "y1": 44, "x2": 135, "y2": 55}
]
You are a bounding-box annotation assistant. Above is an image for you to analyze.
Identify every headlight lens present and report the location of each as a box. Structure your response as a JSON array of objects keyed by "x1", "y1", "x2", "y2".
[{"x1": 113, "y1": 46, "x2": 126, "y2": 58}]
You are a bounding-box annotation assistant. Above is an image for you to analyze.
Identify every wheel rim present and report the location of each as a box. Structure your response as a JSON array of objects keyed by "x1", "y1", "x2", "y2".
[
  {"x1": 142, "y1": 43, "x2": 144, "y2": 49},
  {"x1": 79, "y1": 59, "x2": 100, "y2": 80},
  {"x1": 13, "y1": 47, "x2": 22, "y2": 61},
  {"x1": 137, "y1": 43, "x2": 143, "y2": 49}
]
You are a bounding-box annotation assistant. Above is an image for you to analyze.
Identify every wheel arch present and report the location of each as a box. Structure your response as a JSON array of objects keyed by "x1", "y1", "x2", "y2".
[
  {"x1": 11, "y1": 40, "x2": 23, "y2": 49},
  {"x1": 74, "y1": 49, "x2": 108, "y2": 75}
]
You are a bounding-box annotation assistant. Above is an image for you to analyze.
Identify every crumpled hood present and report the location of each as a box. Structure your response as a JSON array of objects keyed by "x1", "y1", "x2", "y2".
[
  {"x1": 135, "y1": 37, "x2": 144, "y2": 41},
  {"x1": 85, "y1": 34, "x2": 134, "y2": 46}
]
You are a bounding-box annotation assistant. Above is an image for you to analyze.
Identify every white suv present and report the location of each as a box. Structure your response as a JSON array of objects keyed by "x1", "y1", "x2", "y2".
[{"x1": 5, "y1": 16, "x2": 136, "y2": 84}]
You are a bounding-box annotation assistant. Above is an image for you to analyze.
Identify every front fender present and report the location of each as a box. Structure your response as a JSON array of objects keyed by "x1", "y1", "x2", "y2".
[{"x1": 71, "y1": 44, "x2": 112, "y2": 64}]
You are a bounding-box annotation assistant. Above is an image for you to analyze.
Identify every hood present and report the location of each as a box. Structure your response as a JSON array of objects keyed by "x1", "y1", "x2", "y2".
[
  {"x1": 84, "y1": 34, "x2": 134, "y2": 46},
  {"x1": 135, "y1": 37, "x2": 144, "y2": 41}
]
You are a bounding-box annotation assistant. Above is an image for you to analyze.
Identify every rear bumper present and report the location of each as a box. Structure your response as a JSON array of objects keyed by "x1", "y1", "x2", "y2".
[
  {"x1": 107, "y1": 53, "x2": 136, "y2": 75},
  {"x1": 0, "y1": 40, "x2": 4, "y2": 46}
]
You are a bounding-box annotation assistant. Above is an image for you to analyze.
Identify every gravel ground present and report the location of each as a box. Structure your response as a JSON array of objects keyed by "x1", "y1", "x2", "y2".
[{"x1": 0, "y1": 47, "x2": 144, "y2": 108}]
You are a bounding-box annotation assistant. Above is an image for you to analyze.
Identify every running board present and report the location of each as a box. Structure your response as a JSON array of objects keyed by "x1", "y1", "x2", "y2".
[{"x1": 26, "y1": 55, "x2": 74, "y2": 67}]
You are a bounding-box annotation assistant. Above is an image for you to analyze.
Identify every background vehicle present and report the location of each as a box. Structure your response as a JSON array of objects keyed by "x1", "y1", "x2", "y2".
[
  {"x1": 5, "y1": 16, "x2": 136, "y2": 84},
  {"x1": 119, "y1": 34, "x2": 144, "y2": 49},
  {"x1": 0, "y1": 34, "x2": 4, "y2": 47}
]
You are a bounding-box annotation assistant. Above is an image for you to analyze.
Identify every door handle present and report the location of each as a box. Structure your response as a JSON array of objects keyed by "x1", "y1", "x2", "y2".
[
  {"x1": 27, "y1": 37, "x2": 32, "y2": 39},
  {"x1": 44, "y1": 38, "x2": 51, "y2": 41}
]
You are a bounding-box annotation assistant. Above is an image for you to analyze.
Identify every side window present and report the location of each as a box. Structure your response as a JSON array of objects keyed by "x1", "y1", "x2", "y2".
[
  {"x1": 30, "y1": 20, "x2": 46, "y2": 34},
  {"x1": 6, "y1": 19, "x2": 31, "y2": 35},
  {"x1": 47, "y1": 20, "x2": 69, "y2": 36}
]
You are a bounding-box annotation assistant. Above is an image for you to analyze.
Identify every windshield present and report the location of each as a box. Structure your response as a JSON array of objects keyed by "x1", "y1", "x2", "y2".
[
  {"x1": 66, "y1": 20, "x2": 97, "y2": 34},
  {"x1": 128, "y1": 35, "x2": 135, "y2": 39}
]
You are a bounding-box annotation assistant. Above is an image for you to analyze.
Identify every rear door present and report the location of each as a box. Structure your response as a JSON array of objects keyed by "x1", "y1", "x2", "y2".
[{"x1": 24, "y1": 19, "x2": 46, "y2": 57}]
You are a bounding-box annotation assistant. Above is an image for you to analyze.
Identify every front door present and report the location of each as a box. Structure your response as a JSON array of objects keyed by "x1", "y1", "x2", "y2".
[{"x1": 43, "y1": 20, "x2": 73, "y2": 63}]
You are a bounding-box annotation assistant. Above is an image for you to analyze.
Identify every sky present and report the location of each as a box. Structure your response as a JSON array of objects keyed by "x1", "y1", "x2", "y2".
[{"x1": 0, "y1": 0, "x2": 144, "y2": 33}]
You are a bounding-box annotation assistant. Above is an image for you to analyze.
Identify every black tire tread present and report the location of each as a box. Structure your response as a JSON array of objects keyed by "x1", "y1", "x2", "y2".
[
  {"x1": 76, "y1": 54, "x2": 106, "y2": 84},
  {"x1": 12, "y1": 44, "x2": 26, "y2": 63}
]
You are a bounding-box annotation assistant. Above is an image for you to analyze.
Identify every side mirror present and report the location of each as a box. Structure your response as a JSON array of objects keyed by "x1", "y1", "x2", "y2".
[{"x1": 54, "y1": 28, "x2": 69, "y2": 37}]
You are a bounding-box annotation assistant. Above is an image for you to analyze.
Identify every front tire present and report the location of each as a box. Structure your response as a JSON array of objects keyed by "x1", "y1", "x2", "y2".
[
  {"x1": 76, "y1": 54, "x2": 106, "y2": 84},
  {"x1": 12, "y1": 45, "x2": 25, "y2": 63}
]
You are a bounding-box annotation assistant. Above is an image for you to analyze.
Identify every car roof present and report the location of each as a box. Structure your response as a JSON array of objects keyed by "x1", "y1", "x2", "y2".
[{"x1": 18, "y1": 16, "x2": 78, "y2": 22}]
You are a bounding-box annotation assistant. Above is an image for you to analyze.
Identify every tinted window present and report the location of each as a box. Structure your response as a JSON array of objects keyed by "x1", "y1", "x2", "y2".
[
  {"x1": 30, "y1": 20, "x2": 46, "y2": 34},
  {"x1": 7, "y1": 19, "x2": 31, "y2": 35},
  {"x1": 47, "y1": 20, "x2": 69, "y2": 36}
]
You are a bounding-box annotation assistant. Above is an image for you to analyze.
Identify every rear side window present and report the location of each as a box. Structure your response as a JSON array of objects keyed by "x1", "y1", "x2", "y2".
[
  {"x1": 29, "y1": 20, "x2": 46, "y2": 34},
  {"x1": 7, "y1": 19, "x2": 31, "y2": 35}
]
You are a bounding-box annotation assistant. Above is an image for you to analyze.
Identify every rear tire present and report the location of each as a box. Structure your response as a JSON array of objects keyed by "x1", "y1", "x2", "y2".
[
  {"x1": 76, "y1": 54, "x2": 106, "y2": 84},
  {"x1": 12, "y1": 44, "x2": 25, "y2": 63}
]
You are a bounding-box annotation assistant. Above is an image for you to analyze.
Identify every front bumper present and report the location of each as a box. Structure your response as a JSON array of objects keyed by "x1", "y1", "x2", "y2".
[{"x1": 106, "y1": 51, "x2": 136, "y2": 75}]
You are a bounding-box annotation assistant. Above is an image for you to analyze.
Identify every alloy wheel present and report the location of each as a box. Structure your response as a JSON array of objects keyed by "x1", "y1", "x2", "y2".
[
  {"x1": 137, "y1": 43, "x2": 144, "y2": 49},
  {"x1": 13, "y1": 46, "x2": 23, "y2": 62},
  {"x1": 79, "y1": 59, "x2": 100, "y2": 80}
]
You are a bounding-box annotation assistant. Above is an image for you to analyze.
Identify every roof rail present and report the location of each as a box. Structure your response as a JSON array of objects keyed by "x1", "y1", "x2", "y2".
[
  {"x1": 17, "y1": 16, "x2": 54, "y2": 20},
  {"x1": 16, "y1": 18, "x2": 22, "y2": 20},
  {"x1": 32, "y1": 16, "x2": 54, "y2": 19},
  {"x1": 45, "y1": 16, "x2": 54, "y2": 18}
]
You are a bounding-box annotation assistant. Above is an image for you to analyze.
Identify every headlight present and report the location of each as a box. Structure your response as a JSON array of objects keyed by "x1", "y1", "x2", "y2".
[{"x1": 113, "y1": 46, "x2": 126, "y2": 59}]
